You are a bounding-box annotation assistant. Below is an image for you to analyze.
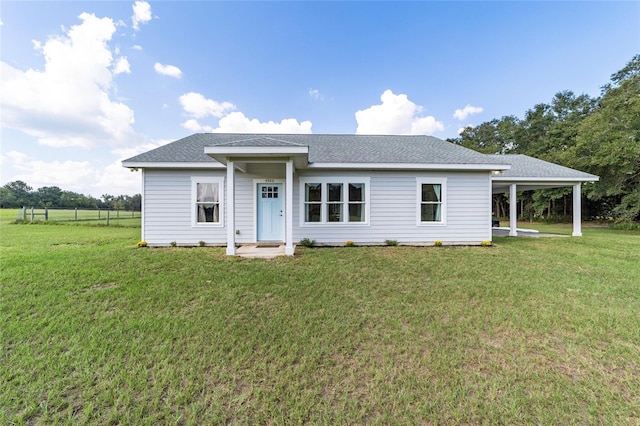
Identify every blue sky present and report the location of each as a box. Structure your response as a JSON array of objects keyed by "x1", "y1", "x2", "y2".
[{"x1": 1, "y1": 1, "x2": 638, "y2": 196}]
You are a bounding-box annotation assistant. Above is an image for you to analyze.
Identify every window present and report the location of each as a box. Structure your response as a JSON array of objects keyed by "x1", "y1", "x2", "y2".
[
  {"x1": 304, "y1": 183, "x2": 322, "y2": 222},
  {"x1": 348, "y1": 183, "x2": 365, "y2": 222},
  {"x1": 327, "y1": 183, "x2": 343, "y2": 222},
  {"x1": 301, "y1": 178, "x2": 369, "y2": 224},
  {"x1": 192, "y1": 177, "x2": 224, "y2": 226},
  {"x1": 261, "y1": 185, "x2": 279, "y2": 199},
  {"x1": 417, "y1": 178, "x2": 446, "y2": 225}
]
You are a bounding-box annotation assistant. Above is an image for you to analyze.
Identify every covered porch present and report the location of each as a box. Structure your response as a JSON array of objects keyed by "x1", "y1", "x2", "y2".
[
  {"x1": 204, "y1": 137, "x2": 310, "y2": 256},
  {"x1": 489, "y1": 154, "x2": 599, "y2": 237}
]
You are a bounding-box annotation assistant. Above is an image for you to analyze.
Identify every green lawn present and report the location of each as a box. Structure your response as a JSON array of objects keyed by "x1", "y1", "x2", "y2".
[{"x1": 1, "y1": 216, "x2": 639, "y2": 424}]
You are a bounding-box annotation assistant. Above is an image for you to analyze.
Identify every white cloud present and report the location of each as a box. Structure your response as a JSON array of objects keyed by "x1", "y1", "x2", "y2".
[
  {"x1": 113, "y1": 57, "x2": 131, "y2": 75},
  {"x1": 95, "y1": 139, "x2": 172, "y2": 195},
  {"x1": 131, "y1": 1, "x2": 152, "y2": 31},
  {"x1": 93, "y1": 160, "x2": 142, "y2": 196},
  {"x1": 181, "y1": 118, "x2": 214, "y2": 132},
  {"x1": 113, "y1": 139, "x2": 170, "y2": 161},
  {"x1": 355, "y1": 90, "x2": 444, "y2": 135},
  {"x1": 214, "y1": 112, "x2": 312, "y2": 133},
  {"x1": 309, "y1": 88, "x2": 324, "y2": 101},
  {"x1": 7, "y1": 150, "x2": 98, "y2": 192},
  {"x1": 0, "y1": 13, "x2": 136, "y2": 148},
  {"x1": 4, "y1": 138, "x2": 172, "y2": 196},
  {"x1": 179, "y1": 92, "x2": 235, "y2": 118},
  {"x1": 179, "y1": 92, "x2": 311, "y2": 134},
  {"x1": 132, "y1": 44, "x2": 143, "y2": 51},
  {"x1": 94, "y1": 140, "x2": 173, "y2": 196},
  {"x1": 154, "y1": 62, "x2": 182, "y2": 78},
  {"x1": 453, "y1": 104, "x2": 483, "y2": 121},
  {"x1": 181, "y1": 113, "x2": 312, "y2": 134}
]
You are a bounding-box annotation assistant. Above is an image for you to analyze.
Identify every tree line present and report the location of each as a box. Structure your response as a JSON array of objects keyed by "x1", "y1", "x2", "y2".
[
  {"x1": 448, "y1": 54, "x2": 640, "y2": 222},
  {"x1": 0, "y1": 180, "x2": 141, "y2": 211}
]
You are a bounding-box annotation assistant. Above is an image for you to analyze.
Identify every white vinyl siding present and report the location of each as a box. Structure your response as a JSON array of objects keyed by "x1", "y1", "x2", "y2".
[
  {"x1": 142, "y1": 169, "x2": 227, "y2": 246},
  {"x1": 140, "y1": 168, "x2": 491, "y2": 246},
  {"x1": 293, "y1": 171, "x2": 491, "y2": 244}
]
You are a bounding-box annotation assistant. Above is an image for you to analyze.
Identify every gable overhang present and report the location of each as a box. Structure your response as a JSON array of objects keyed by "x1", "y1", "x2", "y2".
[{"x1": 204, "y1": 146, "x2": 309, "y2": 169}]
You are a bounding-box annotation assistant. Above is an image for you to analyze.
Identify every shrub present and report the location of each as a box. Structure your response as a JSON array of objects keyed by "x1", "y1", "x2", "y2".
[
  {"x1": 385, "y1": 239, "x2": 398, "y2": 246},
  {"x1": 198, "y1": 241, "x2": 206, "y2": 247},
  {"x1": 345, "y1": 240, "x2": 355, "y2": 247},
  {"x1": 609, "y1": 222, "x2": 640, "y2": 231},
  {"x1": 137, "y1": 241, "x2": 148, "y2": 248},
  {"x1": 299, "y1": 238, "x2": 316, "y2": 248},
  {"x1": 481, "y1": 240, "x2": 492, "y2": 247},
  {"x1": 170, "y1": 241, "x2": 177, "y2": 247},
  {"x1": 433, "y1": 240, "x2": 443, "y2": 247}
]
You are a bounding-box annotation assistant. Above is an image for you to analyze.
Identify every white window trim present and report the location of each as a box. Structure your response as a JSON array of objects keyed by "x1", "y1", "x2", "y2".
[
  {"x1": 191, "y1": 176, "x2": 225, "y2": 227},
  {"x1": 299, "y1": 177, "x2": 370, "y2": 226},
  {"x1": 416, "y1": 177, "x2": 447, "y2": 226}
]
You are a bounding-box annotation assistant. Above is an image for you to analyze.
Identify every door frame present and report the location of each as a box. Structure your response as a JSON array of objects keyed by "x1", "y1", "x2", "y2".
[{"x1": 253, "y1": 178, "x2": 286, "y2": 242}]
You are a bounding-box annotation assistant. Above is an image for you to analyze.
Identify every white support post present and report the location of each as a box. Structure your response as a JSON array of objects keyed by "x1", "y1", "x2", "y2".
[
  {"x1": 226, "y1": 160, "x2": 236, "y2": 255},
  {"x1": 285, "y1": 160, "x2": 294, "y2": 256},
  {"x1": 509, "y1": 184, "x2": 518, "y2": 236},
  {"x1": 572, "y1": 183, "x2": 582, "y2": 237}
]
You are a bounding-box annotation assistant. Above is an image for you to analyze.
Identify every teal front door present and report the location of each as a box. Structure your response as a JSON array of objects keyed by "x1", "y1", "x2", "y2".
[{"x1": 257, "y1": 183, "x2": 284, "y2": 241}]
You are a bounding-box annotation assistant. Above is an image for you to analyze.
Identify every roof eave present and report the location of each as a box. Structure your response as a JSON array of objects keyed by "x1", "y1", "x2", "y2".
[
  {"x1": 122, "y1": 161, "x2": 225, "y2": 169},
  {"x1": 306, "y1": 162, "x2": 511, "y2": 171},
  {"x1": 492, "y1": 176, "x2": 599, "y2": 182}
]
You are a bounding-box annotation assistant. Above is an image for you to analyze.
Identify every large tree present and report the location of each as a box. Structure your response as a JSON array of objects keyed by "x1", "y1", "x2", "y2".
[
  {"x1": 448, "y1": 55, "x2": 638, "y2": 222},
  {"x1": 452, "y1": 115, "x2": 520, "y2": 154},
  {"x1": 571, "y1": 54, "x2": 640, "y2": 221},
  {"x1": 1, "y1": 181, "x2": 33, "y2": 207},
  {"x1": 0, "y1": 180, "x2": 134, "y2": 210}
]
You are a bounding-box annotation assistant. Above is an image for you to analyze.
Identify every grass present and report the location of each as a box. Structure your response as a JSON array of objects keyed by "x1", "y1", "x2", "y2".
[{"x1": 1, "y1": 213, "x2": 639, "y2": 424}]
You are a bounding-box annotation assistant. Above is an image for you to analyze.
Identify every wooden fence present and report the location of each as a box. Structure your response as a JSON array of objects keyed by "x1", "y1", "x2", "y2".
[{"x1": 19, "y1": 207, "x2": 140, "y2": 226}]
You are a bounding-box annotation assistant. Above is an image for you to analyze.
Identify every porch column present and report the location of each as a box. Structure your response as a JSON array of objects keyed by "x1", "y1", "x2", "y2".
[
  {"x1": 285, "y1": 160, "x2": 294, "y2": 255},
  {"x1": 572, "y1": 183, "x2": 582, "y2": 237},
  {"x1": 226, "y1": 160, "x2": 236, "y2": 255},
  {"x1": 509, "y1": 184, "x2": 517, "y2": 236}
]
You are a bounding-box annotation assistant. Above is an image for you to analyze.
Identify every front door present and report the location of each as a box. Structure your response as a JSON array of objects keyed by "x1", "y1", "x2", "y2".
[{"x1": 257, "y1": 183, "x2": 284, "y2": 241}]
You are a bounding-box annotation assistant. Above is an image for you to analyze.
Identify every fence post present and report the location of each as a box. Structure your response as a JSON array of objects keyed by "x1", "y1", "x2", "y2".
[
  {"x1": 106, "y1": 210, "x2": 110, "y2": 226},
  {"x1": 31, "y1": 207, "x2": 35, "y2": 221},
  {"x1": 98, "y1": 209, "x2": 101, "y2": 220},
  {"x1": 44, "y1": 207, "x2": 48, "y2": 221},
  {"x1": 117, "y1": 209, "x2": 120, "y2": 219},
  {"x1": 22, "y1": 207, "x2": 26, "y2": 221},
  {"x1": 75, "y1": 207, "x2": 78, "y2": 221},
  {"x1": 132, "y1": 210, "x2": 135, "y2": 218}
]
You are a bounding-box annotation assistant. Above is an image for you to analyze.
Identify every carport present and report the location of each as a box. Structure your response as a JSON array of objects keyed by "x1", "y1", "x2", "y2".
[{"x1": 489, "y1": 154, "x2": 599, "y2": 237}]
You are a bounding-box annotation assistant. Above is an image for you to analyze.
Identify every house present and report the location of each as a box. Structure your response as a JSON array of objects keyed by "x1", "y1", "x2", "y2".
[{"x1": 122, "y1": 133, "x2": 598, "y2": 255}]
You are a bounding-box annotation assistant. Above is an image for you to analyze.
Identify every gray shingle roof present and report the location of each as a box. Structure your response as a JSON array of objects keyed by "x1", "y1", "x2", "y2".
[
  {"x1": 487, "y1": 154, "x2": 598, "y2": 180},
  {"x1": 123, "y1": 133, "x2": 508, "y2": 165}
]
